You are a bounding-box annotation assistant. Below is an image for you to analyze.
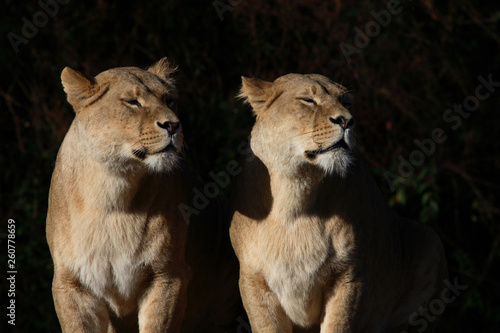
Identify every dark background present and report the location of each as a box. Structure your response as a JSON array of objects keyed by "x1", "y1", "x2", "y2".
[{"x1": 1, "y1": 0, "x2": 499, "y2": 331}]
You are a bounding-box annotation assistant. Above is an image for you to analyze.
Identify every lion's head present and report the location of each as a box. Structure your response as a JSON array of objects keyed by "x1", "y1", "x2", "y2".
[
  {"x1": 61, "y1": 58, "x2": 182, "y2": 173},
  {"x1": 239, "y1": 73, "x2": 355, "y2": 177}
]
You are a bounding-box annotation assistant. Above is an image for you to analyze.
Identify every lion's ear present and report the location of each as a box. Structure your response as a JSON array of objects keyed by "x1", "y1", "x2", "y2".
[
  {"x1": 148, "y1": 57, "x2": 177, "y2": 81},
  {"x1": 238, "y1": 77, "x2": 273, "y2": 115},
  {"x1": 61, "y1": 67, "x2": 97, "y2": 111}
]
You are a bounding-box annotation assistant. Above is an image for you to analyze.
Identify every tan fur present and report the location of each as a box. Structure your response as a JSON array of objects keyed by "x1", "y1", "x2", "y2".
[
  {"x1": 230, "y1": 74, "x2": 448, "y2": 332},
  {"x1": 46, "y1": 59, "x2": 241, "y2": 332}
]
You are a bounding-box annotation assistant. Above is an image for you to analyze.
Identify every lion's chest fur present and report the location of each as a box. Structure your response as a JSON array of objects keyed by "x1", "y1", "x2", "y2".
[
  {"x1": 251, "y1": 217, "x2": 334, "y2": 326},
  {"x1": 68, "y1": 208, "x2": 155, "y2": 313}
]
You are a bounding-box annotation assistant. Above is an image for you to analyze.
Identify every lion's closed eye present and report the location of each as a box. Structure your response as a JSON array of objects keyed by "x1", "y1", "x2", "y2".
[
  {"x1": 297, "y1": 97, "x2": 317, "y2": 106},
  {"x1": 125, "y1": 99, "x2": 142, "y2": 108}
]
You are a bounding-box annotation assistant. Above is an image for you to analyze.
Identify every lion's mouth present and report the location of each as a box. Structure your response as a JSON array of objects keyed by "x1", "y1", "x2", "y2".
[
  {"x1": 305, "y1": 139, "x2": 349, "y2": 159},
  {"x1": 132, "y1": 144, "x2": 177, "y2": 160}
]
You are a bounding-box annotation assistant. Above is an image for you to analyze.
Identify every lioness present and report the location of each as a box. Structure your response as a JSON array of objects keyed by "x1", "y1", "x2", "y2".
[
  {"x1": 46, "y1": 59, "x2": 241, "y2": 332},
  {"x1": 230, "y1": 74, "x2": 448, "y2": 332}
]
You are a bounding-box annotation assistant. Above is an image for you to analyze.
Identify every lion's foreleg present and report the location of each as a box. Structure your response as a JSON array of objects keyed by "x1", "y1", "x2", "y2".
[
  {"x1": 320, "y1": 273, "x2": 362, "y2": 333},
  {"x1": 239, "y1": 269, "x2": 292, "y2": 333},
  {"x1": 52, "y1": 268, "x2": 109, "y2": 333},
  {"x1": 138, "y1": 270, "x2": 189, "y2": 333}
]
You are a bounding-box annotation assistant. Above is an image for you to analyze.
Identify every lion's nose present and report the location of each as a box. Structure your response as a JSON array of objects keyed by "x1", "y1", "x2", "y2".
[
  {"x1": 157, "y1": 121, "x2": 180, "y2": 134},
  {"x1": 329, "y1": 116, "x2": 353, "y2": 129}
]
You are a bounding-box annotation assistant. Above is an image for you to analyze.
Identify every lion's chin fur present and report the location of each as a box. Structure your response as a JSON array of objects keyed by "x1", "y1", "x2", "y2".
[
  {"x1": 315, "y1": 149, "x2": 355, "y2": 178},
  {"x1": 95, "y1": 144, "x2": 181, "y2": 175},
  {"x1": 144, "y1": 152, "x2": 181, "y2": 173}
]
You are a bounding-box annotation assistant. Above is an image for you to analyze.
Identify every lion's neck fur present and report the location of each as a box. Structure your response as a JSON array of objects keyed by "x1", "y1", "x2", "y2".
[
  {"x1": 248, "y1": 127, "x2": 367, "y2": 221},
  {"x1": 59, "y1": 120, "x2": 158, "y2": 213},
  {"x1": 255, "y1": 153, "x2": 367, "y2": 222},
  {"x1": 269, "y1": 166, "x2": 326, "y2": 219}
]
